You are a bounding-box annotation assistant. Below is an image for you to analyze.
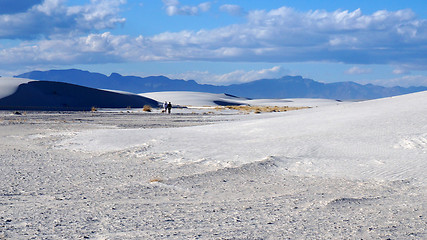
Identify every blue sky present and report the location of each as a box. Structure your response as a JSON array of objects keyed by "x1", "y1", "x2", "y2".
[{"x1": 0, "y1": 0, "x2": 426, "y2": 87}]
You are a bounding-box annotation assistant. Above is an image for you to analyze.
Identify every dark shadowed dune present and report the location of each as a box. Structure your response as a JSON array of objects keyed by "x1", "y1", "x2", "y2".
[{"x1": 0, "y1": 81, "x2": 159, "y2": 111}]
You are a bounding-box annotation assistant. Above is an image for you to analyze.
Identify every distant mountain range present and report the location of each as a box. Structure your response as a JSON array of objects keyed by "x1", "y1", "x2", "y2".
[{"x1": 16, "y1": 69, "x2": 427, "y2": 100}]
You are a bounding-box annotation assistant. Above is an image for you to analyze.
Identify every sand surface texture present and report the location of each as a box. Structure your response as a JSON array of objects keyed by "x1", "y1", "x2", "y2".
[{"x1": 1, "y1": 93, "x2": 426, "y2": 239}]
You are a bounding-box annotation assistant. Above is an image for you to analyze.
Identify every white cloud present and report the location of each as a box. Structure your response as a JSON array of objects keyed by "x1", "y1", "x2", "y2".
[
  {"x1": 167, "y1": 66, "x2": 288, "y2": 84},
  {"x1": 162, "y1": 0, "x2": 211, "y2": 16},
  {"x1": 146, "y1": 7, "x2": 427, "y2": 67},
  {"x1": 0, "y1": 32, "x2": 130, "y2": 66},
  {"x1": 1, "y1": 6, "x2": 427, "y2": 78},
  {"x1": 219, "y1": 4, "x2": 244, "y2": 16},
  {"x1": 35, "y1": 0, "x2": 65, "y2": 16},
  {"x1": 198, "y1": 2, "x2": 211, "y2": 12},
  {"x1": 356, "y1": 75, "x2": 427, "y2": 87},
  {"x1": 392, "y1": 68, "x2": 410, "y2": 75},
  {"x1": 0, "y1": 0, "x2": 126, "y2": 39},
  {"x1": 345, "y1": 66, "x2": 372, "y2": 75}
]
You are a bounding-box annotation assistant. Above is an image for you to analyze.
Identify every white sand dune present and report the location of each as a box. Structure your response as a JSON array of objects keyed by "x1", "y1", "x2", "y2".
[
  {"x1": 140, "y1": 91, "x2": 342, "y2": 107},
  {"x1": 62, "y1": 91, "x2": 427, "y2": 184},
  {"x1": 0, "y1": 77, "x2": 32, "y2": 99},
  {"x1": 1, "y1": 78, "x2": 340, "y2": 111},
  {"x1": 1, "y1": 91, "x2": 426, "y2": 239},
  {"x1": 140, "y1": 91, "x2": 249, "y2": 107},
  {"x1": 246, "y1": 97, "x2": 344, "y2": 107}
]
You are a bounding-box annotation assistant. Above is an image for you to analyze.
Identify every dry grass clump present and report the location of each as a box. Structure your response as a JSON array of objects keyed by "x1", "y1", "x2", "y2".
[
  {"x1": 143, "y1": 105, "x2": 152, "y2": 112},
  {"x1": 216, "y1": 105, "x2": 309, "y2": 113},
  {"x1": 149, "y1": 178, "x2": 163, "y2": 183}
]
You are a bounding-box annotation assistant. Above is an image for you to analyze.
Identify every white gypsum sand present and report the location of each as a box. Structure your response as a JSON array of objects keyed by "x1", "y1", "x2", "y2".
[
  {"x1": 140, "y1": 91, "x2": 342, "y2": 107},
  {"x1": 0, "y1": 77, "x2": 33, "y2": 99},
  {"x1": 0, "y1": 92, "x2": 426, "y2": 239},
  {"x1": 63, "y1": 91, "x2": 427, "y2": 182}
]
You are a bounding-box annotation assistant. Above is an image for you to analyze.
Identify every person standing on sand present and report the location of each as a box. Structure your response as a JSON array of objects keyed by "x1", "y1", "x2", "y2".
[
  {"x1": 167, "y1": 102, "x2": 172, "y2": 114},
  {"x1": 163, "y1": 101, "x2": 168, "y2": 113}
]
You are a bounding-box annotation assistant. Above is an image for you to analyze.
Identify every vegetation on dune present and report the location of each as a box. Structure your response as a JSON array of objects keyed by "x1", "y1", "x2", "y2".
[
  {"x1": 215, "y1": 105, "x2": 310, "y2": 113},
  {"x1": 143, "y1": 105, "x2": 152, "y2": 112}
]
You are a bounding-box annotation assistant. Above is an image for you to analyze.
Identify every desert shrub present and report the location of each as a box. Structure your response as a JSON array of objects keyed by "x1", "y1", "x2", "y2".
[
  {"x1": 149, "y1": 178, "x2": 163, "y2": 183},
  {"x1": 217, "y1": 105, "x2": 310, "y2": 113},
  {"x1": 143, "y1": 105, "x2": 152, "y2": 112}
]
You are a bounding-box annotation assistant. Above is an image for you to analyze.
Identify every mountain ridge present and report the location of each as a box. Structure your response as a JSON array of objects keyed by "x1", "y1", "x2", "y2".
[{"x1": 15, "y1": 69, "x2": 427, "y2": 100}]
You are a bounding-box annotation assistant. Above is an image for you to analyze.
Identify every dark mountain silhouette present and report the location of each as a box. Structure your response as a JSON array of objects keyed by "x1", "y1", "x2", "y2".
[
  {"x1": 16, "y1": 69, "x2": 427, "y2": 100},
  {"x1": 16, "y1": 69, "x2": 221, "y2": 93},
  {"x1": 225, "y1": 77, "x2": 427, "y2": 99}
]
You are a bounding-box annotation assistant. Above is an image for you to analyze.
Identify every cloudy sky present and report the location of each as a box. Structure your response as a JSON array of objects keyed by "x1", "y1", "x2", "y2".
[{"x1": 0, "y1": 0, "x2": 426, "y2": 87}]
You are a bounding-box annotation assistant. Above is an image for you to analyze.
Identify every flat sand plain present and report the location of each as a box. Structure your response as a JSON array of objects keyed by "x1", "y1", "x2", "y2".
[{"x1": 0, "y1": 110, "x2": 425, "y2": 239}]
